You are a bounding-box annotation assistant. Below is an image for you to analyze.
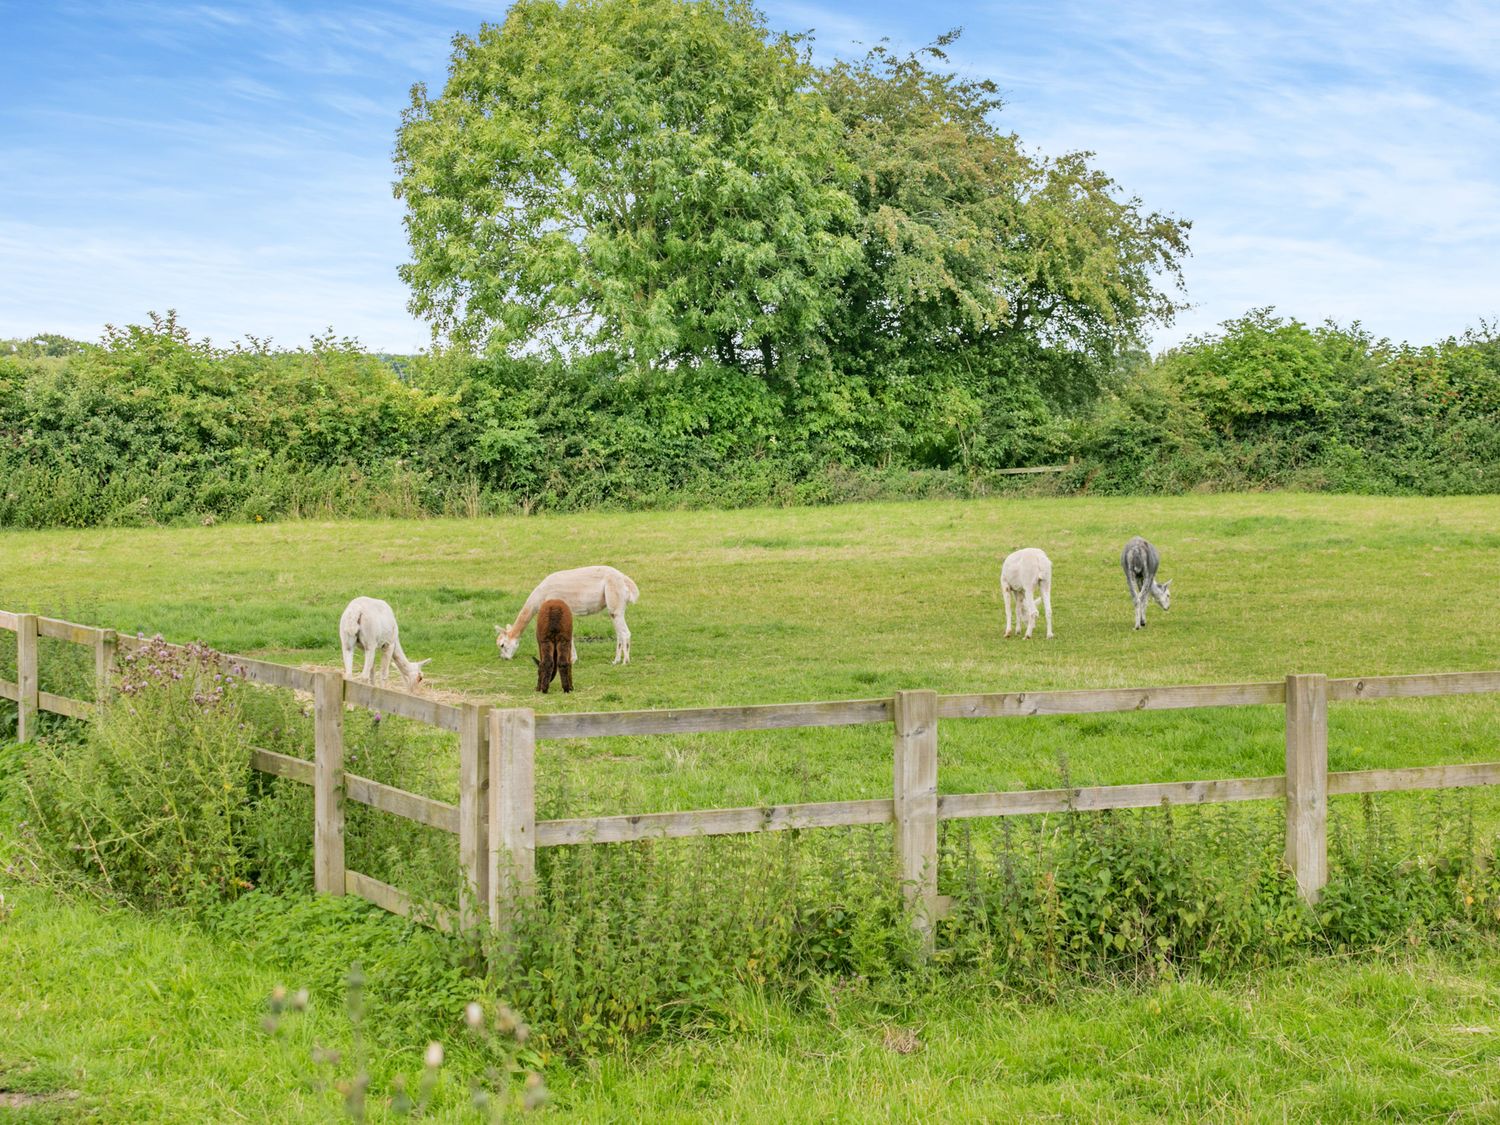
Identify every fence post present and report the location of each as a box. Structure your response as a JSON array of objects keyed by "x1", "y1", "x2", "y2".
[
  {"x1": 488, "y1": 707, "x2": 536, "y2": 929},
  {"x1": 313, "y1": 669, "x2": 347, "y2": 896},
  {"x1": 16, "y1": 613, "x2": 38, "y2": 742},
  {"x1": 94, "y1": 628, "x2": 117, "y2": 703},
  {"x1": 893, "y1": 689, "x2": 939, "y2": 954},
  {"x1": 459, "y1": 702, "x2": 491, "y2": 931},
  {"x1": 1284, "y1": 673, "x2": 1328, "y2": 904}
]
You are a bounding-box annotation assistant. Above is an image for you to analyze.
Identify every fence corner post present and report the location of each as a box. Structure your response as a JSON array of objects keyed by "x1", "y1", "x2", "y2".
[
  {"x1": 893, "y1": 689, "x2": 940, "y2": 954},
  {"x1": 1284, "y1": 672, "x2": 1328, "y2": 904},
  {"x1": 313, "y1": 669, "x2": 347, "y2": 896},
  {"x1": 459, "y1": 701, "x2": 492, "y2": 931},
  {"x1": 16, "y1": 613, "x2": 38, "y2": 742},
  {"x1": 488, "y1": 707, "x2": 536, "y2": 930}
]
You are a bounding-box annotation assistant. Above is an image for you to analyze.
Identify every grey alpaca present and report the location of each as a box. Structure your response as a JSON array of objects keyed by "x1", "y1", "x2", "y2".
[{"x1": 1121, "y1": 536, "x2": 1172, "y2": 630}]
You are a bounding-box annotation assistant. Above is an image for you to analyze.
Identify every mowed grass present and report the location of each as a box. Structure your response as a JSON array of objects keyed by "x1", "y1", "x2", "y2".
[
  {"x1": 5, "y1": 493, "x2": 1500, "y2": 1121},
  {"x1": 2, "y1": 493, "x2": 1498, "y2": 819}
]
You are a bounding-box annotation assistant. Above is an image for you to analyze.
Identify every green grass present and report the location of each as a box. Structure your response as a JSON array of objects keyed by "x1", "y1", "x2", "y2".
[
  {"x1": 2, "y1": 493, "x2": 1498, "y2": 818},
  {"x1": 4, "y1": 879, "x2": 1500, "y2": 1122},
  {"x1": 4, "y1": 492, "x2": 1500, "y2": 1120}
]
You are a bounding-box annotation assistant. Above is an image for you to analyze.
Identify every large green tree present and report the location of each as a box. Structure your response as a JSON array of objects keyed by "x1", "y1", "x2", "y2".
[
  {"x1": 395, "y1": 0, "x2": 859, "y2": 374},
  {"x1": 395, "y1": 2, "x2": 1191, "y2": 444},
  {"x1": 819, "y1": 37, "x2": 1191, "y2": 407}
]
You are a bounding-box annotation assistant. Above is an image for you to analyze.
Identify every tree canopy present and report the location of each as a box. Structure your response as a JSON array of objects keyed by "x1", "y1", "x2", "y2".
[{"x1": 395, "y1": 1, "x2": 1190, "y2": 404}]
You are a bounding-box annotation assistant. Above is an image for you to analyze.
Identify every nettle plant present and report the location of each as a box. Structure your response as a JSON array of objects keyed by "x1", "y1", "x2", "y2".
[{"x1": 18, "y1": 635, "x2": 257, "y2": 910}]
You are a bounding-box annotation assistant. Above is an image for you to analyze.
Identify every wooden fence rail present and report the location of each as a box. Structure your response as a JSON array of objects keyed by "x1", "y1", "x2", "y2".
[{"x1": 6, "y1": 610, "x2": 1500, "y2": 948}]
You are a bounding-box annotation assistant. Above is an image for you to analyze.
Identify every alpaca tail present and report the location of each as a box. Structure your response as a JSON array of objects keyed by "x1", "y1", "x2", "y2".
[
  {"x1": 535, "y1": 643, "x2": 556, "y2": 693},
  {"x1": 620, "y1": 574, "x2": 639, "y2": 604}
]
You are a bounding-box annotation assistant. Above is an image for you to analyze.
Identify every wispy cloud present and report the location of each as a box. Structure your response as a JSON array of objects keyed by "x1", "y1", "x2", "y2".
[{"x1": 3, "y1": 0, "x2": 1497, "y2": 351}]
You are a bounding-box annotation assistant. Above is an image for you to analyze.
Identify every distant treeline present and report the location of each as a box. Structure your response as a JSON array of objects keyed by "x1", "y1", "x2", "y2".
[{"x1": 0, "y1": 307, "x2": 1495, "y2": 529}]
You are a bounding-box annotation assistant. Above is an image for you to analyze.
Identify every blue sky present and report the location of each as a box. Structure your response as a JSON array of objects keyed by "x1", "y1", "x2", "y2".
[{"x1": 3, "y1": 0, "x2": 1497, "y2": 353}]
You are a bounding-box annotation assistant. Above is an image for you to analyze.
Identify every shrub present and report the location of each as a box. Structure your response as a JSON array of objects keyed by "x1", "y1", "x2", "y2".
[{"x1": 16, "y1": 637, "x2": 256, "y2": 910}]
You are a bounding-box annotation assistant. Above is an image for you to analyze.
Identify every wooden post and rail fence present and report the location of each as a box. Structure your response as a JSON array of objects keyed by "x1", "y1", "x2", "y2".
[{"x1": 5, "y1": 608, "x2": 1500, "y2": 948}]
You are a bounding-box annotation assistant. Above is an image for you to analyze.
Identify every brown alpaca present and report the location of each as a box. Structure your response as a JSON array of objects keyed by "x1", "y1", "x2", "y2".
[{"x1": 533, "y1": 598, "x2": 574, "y2": 693}]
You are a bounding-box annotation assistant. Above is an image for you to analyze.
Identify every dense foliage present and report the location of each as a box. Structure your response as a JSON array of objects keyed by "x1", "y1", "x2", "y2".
[
  {"x1": 1, "y1": 307, "x2": 1496, "y2": 528},
  {"x1": 394, "y1": 0, "x2": 1189, "y2": 458}
]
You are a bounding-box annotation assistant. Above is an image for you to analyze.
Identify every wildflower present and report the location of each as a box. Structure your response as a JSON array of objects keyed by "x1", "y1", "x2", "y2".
[{"x1": 523, "y1": 1072, "x2": 548, "y2": 1111}]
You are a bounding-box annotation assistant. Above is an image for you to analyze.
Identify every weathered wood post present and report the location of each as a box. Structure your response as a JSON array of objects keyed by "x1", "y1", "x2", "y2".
[
  {"x1": 93, "y1": 627, "x2": 117, "y2": 703},
  {"x1": 458, "y1": 702, "x2": 491, "y2": 930},
  {"x1": 893, "y1": 689, "x2": 939, "y2": 953},
  {"x1": 488, "y1": 707, "x2": 536, "y2": 929},
  {"x1": 16, "y1": 613, "x2": 38, "y2": 742},
  {"x1": 313, "y1": 670, "x2": 347, "y2": 896},
  {"x1": 1284, "y1": 673, "x2": 1329, "y2": 904}
]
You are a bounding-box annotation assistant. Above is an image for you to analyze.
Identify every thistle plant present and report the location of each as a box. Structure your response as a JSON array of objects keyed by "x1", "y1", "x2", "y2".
[{"x1": 260, "y1": 967, "x2": 546, "y2": 1120}]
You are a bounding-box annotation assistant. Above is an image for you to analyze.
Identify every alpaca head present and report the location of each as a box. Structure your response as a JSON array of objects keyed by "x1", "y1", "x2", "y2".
[
  {"x1": 403, "y1": 658, "x2": 432, "y2": 690},
  {"x1": 495, "y1": 624, "x2": 521, "y2": 660},
  {"x1": 1152, "y1": 578, "x2": 1172, "y2": 611}
]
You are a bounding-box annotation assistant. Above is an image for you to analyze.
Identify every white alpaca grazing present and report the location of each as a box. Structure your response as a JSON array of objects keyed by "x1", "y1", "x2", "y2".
[
  {"x1": 1000, "y1": 548, "x2": 1055, "y2": 640},
  {"x1": 339, "y1": 597, "x2": 430, "y2": 690},
  {"x1": 496, "y1": 565, "x2": 639, "y2": 665}
]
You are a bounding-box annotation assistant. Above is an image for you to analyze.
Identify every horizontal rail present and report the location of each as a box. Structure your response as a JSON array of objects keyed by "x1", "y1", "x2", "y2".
[
  {"x1": 345, "y1": 870, "x2": 455, "y2": 933},
  {"x1": 0, "y1": 678, "x2": 16, "y2": 702},
  {"x1": 250, "y1": 746, "x2": 315, "y2": 785},
  {"x1": 230, "y1": 655, "x2": 318, "y2": 693},
  {"x1": 346, "y1": 774, "x2": 460, "y2": 834},
  {"x1": 535, "y1": 698, "x2": 893, "y2": 740},
  {"x1": 38, "y1": 617, "x2": 100, "y2": 644},
  {"x1": 343, "y1": 679, "x2": 464, "y2": 732},
  {"x1": 994, "y1": 464, "x2": 1069, "y2": 475},
  {"x1": 38, "y1": 691, "x2": 92, "y2": 720},
  {"x1": 1329, "y1": 672, "x2": 1500, "y2": 702},
  {"x1": 0, "y1": 609, "x2": 18, "y2": 630},
  {"x1": 939, "y1": 775, "x2": 1286, "y2": 819},
  {"x1": 940, "y1": 681, "x2": 1286, "y2": 719},
  {"x1": 1329, "y1": 762, "x2": 1500, "y2": 795},
  {"x1": 537, "y1": 797, "x2": 895, "y2": 846}
]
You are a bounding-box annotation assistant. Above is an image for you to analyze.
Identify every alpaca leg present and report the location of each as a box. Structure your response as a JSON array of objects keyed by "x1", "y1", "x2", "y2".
[
  {"x1": 560, "y1": 659, "x2": 573, "y2": 693},
  {"x1": 341, "y1": 637, "x2": 354, "y2": 679},
  {"x1": 1042, "y1": 579, "x2": 1054, "y2": 639},
  {"x1": 1022, "y1": 590, "x2": 1036, "y2": 639},
  {"x1": 1003, "y1": 584, "x2": 1014, "y2": 638},
  {"x1": 605, "y1": 582, "x2": 631, "y2": 664},
  {"x1": 360, "y1": 645, "x2": 375, "y2": 683},
  {"x1": 379, "y1": 645, "x2": 394, "y2": 687},
  {"x1": 536, "y1": 642, "x2": 552, "y2": 693}
]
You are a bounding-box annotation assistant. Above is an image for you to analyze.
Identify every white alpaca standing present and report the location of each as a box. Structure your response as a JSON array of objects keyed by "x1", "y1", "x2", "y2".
[
  {"x1": 497, "y1": 565, "x2": 639, "y2": 665},
  {"x1": 339, "y1": 597, "x2": 430, "y2": 689},
  {"x1": 1000, "y1": 548, "x2": 1055, "y2": 640}
]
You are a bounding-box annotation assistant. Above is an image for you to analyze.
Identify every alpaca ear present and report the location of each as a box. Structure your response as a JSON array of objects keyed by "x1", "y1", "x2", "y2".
[
  {"x1": 1163, "y1": 579, "x2": 1173, "y2": 589},
  {"x1": 494, "y1": 624, "x2": 503, "y2": 635},
  {"x1": 415, "y1": 658, "x2": 432, "y2": 670}
]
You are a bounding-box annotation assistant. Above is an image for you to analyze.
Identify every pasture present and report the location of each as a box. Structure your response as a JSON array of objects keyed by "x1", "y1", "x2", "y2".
[{"x1": 4, "y1": 491, "x2": 1500, "y2": 1120}]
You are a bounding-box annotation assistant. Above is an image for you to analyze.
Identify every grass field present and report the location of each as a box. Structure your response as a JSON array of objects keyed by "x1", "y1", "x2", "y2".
[{"x1": 4, "y1": 492, "x2": 1500, "y2": 1120}]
